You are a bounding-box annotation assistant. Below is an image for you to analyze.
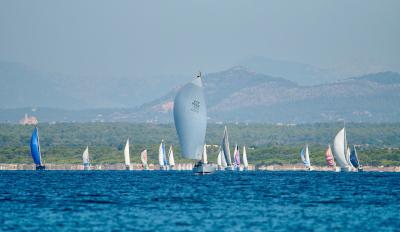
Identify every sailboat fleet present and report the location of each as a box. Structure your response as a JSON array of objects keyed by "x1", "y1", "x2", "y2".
[{"x1": 25, "y1": 72, "x2": 368, "y2": 173}]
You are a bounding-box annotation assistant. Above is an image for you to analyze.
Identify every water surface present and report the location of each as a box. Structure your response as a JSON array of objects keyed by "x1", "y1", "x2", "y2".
[{"x1": 0, "y1": 171, "x2": 399, "y2": 231}]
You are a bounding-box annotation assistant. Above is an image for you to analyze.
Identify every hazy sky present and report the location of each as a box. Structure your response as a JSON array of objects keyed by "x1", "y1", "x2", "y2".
[{"x1": 1, "y1": 0, "x2": 399, "y2": 78}]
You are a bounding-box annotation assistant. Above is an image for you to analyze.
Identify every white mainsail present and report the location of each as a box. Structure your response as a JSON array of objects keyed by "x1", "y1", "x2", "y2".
[
  {"x1": 222, "y1": 126, "x2": 232, "y2": 166},
  {"x1": 333, "y1": 128, "x2": 350, "y2": 169},
  {"x1": 82, "y1": 146, "x2": 89, "y2": 165},
  {"x1": 168, "y1": 145, "x2": 175, "y2": 166},
  {"x1": 243, "y1": 146, "x2": 248, "y2": 168},
  {"x1": 141, "y1": 149, "x2": 148, "y2": 165},
  {"x1": 202, "y1": 144, "x2": 208, "y2": 164},
  {"x1": 158, "y1": 141, "x2": 165, "y2": 166},
  {"x1": 124, "y1": 139, "x2": 130, "y2": 166},
  {"x1": 217, "y1": 149, "x2": 222, "y2": 166}
]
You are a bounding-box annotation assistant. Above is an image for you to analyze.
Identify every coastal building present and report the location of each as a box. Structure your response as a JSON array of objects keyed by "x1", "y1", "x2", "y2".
[{"x1": 19, "y1": 114, "x2": 38, "y2": 125}]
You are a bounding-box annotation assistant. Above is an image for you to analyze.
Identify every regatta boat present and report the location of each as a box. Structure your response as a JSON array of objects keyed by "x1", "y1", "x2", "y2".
[
  {"x1": 217, "y1": 148, "x2": 222, "y2": 169},
  {"x1": 332, "y1": 127, "x2": 352, "y2": 172},
  {"x1": 242, "y1": 146, "x2": 249, "y2": 171},
  {"x1": 222, "y1": 126, "x2": 234, "y2": 171},
  {"x1": 82, "y1": 146, "x2": 90, "y2": 170},
  {"x1": 233, "y1": 144, "x2": 241, "y2": 171},
  {"x1": 158, "y1": 140, "x2": 167, "y2": 170},
  {"x1": 30, "y1": 127, "x2": 46, "y2": 170},
  {"x1": 168, "y1": 145, "x2": 175, "y2": 170},
  {"x1": 325, "y1": 144, "x2": 338, "y2": 171},
  {"x1": 300, "y1": 145, "x2": 312, "y2": 171},
  {"x1": 350, "y1": 145, "x2": 363, "y2": 172},
  {"x1": 124, "y1": 138, "x2": 132, "y2": 170},
  {"x1": 141, "y1": 149, "x2": 148, "y2": 170},
  {"x1": 173, "y1": 72, "x2": 216, "y2": 174}
]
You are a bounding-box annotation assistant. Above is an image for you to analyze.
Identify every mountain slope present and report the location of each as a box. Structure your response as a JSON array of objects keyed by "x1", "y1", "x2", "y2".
[{"x1": 133, "y1": 69, "x2": 400, "y2": 123}]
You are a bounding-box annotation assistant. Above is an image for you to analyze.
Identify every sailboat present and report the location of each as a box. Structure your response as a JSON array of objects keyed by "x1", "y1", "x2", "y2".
[
  {"x1": 222, "y1": 126, "x2": 234, "y2": 171},
  {"x1": 124, "y1": 138, "x2": 132, "y2": 170},
  {"x1": 217, "y1": 148, "x2": 222, "y2": 169},
  {"x1": 242, "y1": 146, "x2": 249, "y2": 171},
  {"x1": 30, "y1": 127, "x2": 45, "y2": 170},
  {"x1": 140, "y1": 149, "x2": 148, "y2": 170},
  {"x1": 168, "y1": 145, "x2": 175, "y2": 170},
  {"x1": 233, "y1": 144, "x2": 241, "y2": 171},
  {"x1": 158, "y1": 140, "x2": 167, "y2": 170},
  {"x1": 173, "y1": 72, "x2": 216, "y2": 174},
  {"x1": 300, "y1": 145, "x2": 312, "y2": 171},
  {"x1": 325, "y1": 144, "x2": 335, "y2": 166},
  {"x1": 332, "y1": 127, "x2": 352, "y2": 172},
  {"x1": 350, "y1": 145, "x2": 363, "y2": 172},
  {"x1": 82, "y1": 146, "x2": 90, "y2": 170}
]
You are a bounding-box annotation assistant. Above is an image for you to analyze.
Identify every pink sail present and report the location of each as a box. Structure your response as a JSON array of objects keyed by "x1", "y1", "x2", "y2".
[
  {"x1": 325, "y1": 144, "x2": 335, "y2": 167},
  {"x1": 234, "y1": 145, "x2": 241, "y2": 165}
]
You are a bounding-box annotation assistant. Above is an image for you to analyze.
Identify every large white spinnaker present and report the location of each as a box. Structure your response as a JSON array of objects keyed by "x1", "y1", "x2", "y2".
[
  {"x1": 173, "y1": 75, "x2": 206, "y2": 160},
  {"x1": 173, "y1": 73, "x2": 216, "y2": 174},
  {"x1": 124, "y1": 139, "x2": 131, "y2": 166},
  {"x1": 333, "y1": 128, "x2": 350, "y2": 170}
]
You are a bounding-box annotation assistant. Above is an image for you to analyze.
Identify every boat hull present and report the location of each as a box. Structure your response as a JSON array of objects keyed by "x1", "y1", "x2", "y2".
[
  {"x1": 35, "y1": 165, "x2": 46, "y2": 170},
  {"x1": 193, "y1": 163, "x2": 217, "y2": 174},
  {"x1": 225, "y1": 166, "x2": 235, "y2": 171}
]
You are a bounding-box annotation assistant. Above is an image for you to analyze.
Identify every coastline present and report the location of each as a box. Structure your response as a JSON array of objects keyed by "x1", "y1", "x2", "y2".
[{"x1": 0, "y1": 163, "x2": 399, "y2": 172}]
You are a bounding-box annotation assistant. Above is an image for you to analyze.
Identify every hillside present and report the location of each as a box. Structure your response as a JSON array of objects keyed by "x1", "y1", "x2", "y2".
[
  {"x1": 132, "y1": 68, "x2": 400, "y2": 123},
  {"x1": 1, "y1": 64, "x2": 399, "y2": 123}
]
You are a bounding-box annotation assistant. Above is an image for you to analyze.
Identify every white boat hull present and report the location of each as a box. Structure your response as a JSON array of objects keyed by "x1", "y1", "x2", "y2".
[{"x1": 193, "y1": 163, "x2": 217, "y2": 174}]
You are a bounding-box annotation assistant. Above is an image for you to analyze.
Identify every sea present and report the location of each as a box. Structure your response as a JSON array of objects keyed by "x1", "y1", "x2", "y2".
[{"x1": 0, "y1": 171, "x2": 399, "y2": 231}]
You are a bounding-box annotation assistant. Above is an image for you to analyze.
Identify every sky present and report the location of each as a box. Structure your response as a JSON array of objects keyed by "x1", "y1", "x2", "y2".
[{"x1": 0, "y1": 0, "x2": 399, "y2": 79}]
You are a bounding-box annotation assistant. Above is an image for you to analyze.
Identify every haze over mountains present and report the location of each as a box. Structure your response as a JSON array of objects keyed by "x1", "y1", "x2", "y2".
[{"x1": 1, "y1": 60, "x2": 399, "y2": 123}]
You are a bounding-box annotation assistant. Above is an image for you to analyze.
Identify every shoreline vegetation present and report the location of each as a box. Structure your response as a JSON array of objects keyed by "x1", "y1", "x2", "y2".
[{"x1": 0, "y1": 122, "x2": 399, "y2": 167}]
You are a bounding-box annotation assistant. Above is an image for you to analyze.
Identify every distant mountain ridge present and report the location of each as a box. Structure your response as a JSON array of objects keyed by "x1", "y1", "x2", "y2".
[
  {"x1": 1, "y1": 62, "x2": 400, "y2": 123},
  {"x1": 130, "y1": 68, "x2": 400, "y2": 123}
]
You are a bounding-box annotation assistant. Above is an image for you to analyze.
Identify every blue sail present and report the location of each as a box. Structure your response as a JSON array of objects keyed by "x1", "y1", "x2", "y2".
[
  {"x1": 174, "y1": 75, "x2": 207, "y2": 160},
  {"x1": 350, "y1": 145, "x2": 359, "y2": 168},
  {"x1": 30, "y1": 127, "x2": 42, "y2": 166},
  {"x1": 162, "y1": 143, "x2": 168, "y2": 166},
  {"x1": 300, "y1": 147, "x2": 309, "y2": 166}
]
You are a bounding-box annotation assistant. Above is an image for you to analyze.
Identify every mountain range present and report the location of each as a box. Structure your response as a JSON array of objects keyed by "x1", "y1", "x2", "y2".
[{"x1": 1, "y1": 61, "x2": 399, "y2": 123}]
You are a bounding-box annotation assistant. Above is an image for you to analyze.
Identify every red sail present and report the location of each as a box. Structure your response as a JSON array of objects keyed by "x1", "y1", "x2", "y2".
[{"x1": 325, "y1": 145, "x2": 335, "y2": 167}]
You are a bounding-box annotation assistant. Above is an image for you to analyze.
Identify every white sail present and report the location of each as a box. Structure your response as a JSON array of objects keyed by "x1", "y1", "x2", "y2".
[
  {"x1": 168, "y1": 145, "x2": 175, "y2": 166},
  {"x1": 82, "y1": 146, "x2": 89, "y2": 165},
  {"x1": 243, "y1": 146, "x2": 248, "y2": 168},
  {"x1": 158, "y1": 141, "x2": 165, "y2": 166},
  {"x1": 140, "y1": 149, "x2": 148, "y2": 165},
  {"x1": 173, "y1": 75, "x2": 207, "y2": 160},
  {"x1": 305, "y1": 145, "x2": 311, "y2": 167},
  {"x1": 217, "y1": 149, "x2": 222, "y2": 166},
  {"x1": 345, "y1": 146, "x2": 350, "y2": 165},
  {"x1": 220, "y1": 147, "x2": 228, "y2": 167},
  {"x1": 202, "y1": 144, "x2": 208, "y2": 164},
  {"x1": 124, "y1": 139, "x2": 130, "y2": 166},
  {"x1": 222, "y1": 126, "x2": 232, "y2": 166},
  {"x1": 333, "y1": 128, "x2": 349, "y2": 169}
]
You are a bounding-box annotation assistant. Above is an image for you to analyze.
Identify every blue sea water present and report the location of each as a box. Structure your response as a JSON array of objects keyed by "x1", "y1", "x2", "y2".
[{"x1": 0, "y1": 171, "x2": 399, "y2": 231}]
